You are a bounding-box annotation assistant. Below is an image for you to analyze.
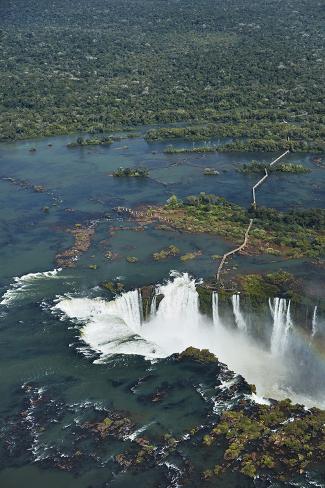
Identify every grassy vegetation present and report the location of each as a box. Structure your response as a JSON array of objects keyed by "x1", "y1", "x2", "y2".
[
  {"x1": 0, "y1": 0, "x2": 324, "y2": 144},
  {"x1": 180, "y1": 251, "x2": 202, "y2": 261},
  {"x1": 152, "y1": 245, "x2": 180, "y2": 261},
  {"x1": 139, "y1": 193, "x2": 325, "y2": 258}
]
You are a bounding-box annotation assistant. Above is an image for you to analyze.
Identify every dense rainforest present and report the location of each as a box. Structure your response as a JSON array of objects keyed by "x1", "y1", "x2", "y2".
[{"x1": 0, "y1": 0, "x2": 324, "y2": 147}]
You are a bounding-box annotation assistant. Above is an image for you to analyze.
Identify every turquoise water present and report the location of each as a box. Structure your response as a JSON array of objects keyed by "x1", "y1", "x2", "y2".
[{"x1": 0, "y1": 132, "x2": 324, "y2": 486}]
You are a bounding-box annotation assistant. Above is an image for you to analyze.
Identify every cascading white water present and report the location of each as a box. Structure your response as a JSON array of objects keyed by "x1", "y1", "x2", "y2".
[
  {"x1": 1, "y1": 268, "x2": 62, "y2": 306},
  {"x1": 52, "y1": 272, "x2": 324, "y2": 407},
  {"x1": 231, "y1": 294, "x2": 247, "y2": 332},
  {"x1": 53, "y1": 289, "x2": 153, "y2": 358},
  {"x1": 269, "y1": 297, "x2": 293, "y2": 356},
  {"x1": 116, "y1": 289, "x2": 143, "y2": 332},
  {"x1": 54, "y1": 272, "x2": 202, "y2": 359},
  {"x1": 212, "y1": 291, "x2": 220, "y2": 326},
  {"x1": 155, "y1": 272, "x2": 199, "y2": 325},
  {"x1": 150, "y1": 294, "x2": 157, "y2": 318},
  {"x1": 141, "y1": 273, "x2": 202, "y2": 352},
  {"x1": 311, "y1": 306, "x2": 318, "y2": 339}
]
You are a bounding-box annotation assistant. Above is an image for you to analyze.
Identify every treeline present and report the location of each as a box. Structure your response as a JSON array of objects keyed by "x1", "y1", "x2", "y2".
[
  {"x1": 146, "y1": 122, "x2": 325, "y2": 144},
  {"x1": 248, "y1": 206, "x2": 325, "y2": 232},
  {"x1": 218, "y1": 139, "x2": 324, "y2": 153},
  {"x1": 238, "y1": 161, "x2": 311, "y2": 174}
]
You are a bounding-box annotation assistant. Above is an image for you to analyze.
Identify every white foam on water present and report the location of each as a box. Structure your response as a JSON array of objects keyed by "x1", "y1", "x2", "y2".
[
  {"x1": 54, "y1": 291, "x2": 162, "y2": 361},
  {"x1": 52, "y1": 272, "x2": 324, "y2": 407},
  {"x1": 127, "y1": 422, "x2": 155, "y2": 441},
  {"x1": 0, "y1": 269, "x2": 62, "y2": 306},
  {"x1": 249, "y1": 393, "x2": 271, "y2": 406}
]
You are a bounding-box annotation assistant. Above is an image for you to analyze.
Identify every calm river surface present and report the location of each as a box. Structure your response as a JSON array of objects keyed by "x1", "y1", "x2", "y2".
[{"x1": 0, "y1": 131, "x2": 324, "y2": 487}]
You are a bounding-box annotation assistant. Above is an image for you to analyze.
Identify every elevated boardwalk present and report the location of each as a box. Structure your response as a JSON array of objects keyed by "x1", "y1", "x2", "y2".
[{"x1": 216, "y1": 150, "x2": 290, "y2": 281}]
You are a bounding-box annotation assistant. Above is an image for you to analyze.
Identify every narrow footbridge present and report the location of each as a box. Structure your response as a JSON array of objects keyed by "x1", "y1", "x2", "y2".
[
  {"x1": 216, "y1": 219, "x2": 254, "y2": 281},
  {"x1": 252, "y1": 150, "x2": 289, "y2": 207},
  {"x1": 216, "y1": 150, "x2": 290, "y2": 281}
]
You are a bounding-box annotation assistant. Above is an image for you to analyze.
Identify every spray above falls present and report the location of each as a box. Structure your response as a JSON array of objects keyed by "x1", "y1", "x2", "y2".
[{"x1": 53, "y1": 272, "x2": 325, "y2": 407}]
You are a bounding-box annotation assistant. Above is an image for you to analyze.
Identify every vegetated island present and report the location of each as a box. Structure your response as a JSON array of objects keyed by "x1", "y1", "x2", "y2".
[
  {"x1": 164, "y1": 145, "x2": 219, "y2": 154},
  {"x1": 146, "y1": 126, "x2": 325, "y2": 152},
  {"x1": 56, "y1": 223, "x2": 96, "y2": 268},
  {"x1": 134, "y1": 193, "x2": 325, "y2": 259},
  {"x1": 238, "y1": 161, "x2": 311, "y2": 174},
  {"x1": 217, "y1": 139, "x2": 324, "y2": 153},
  {"x1": 67, "y1": 136, "x2": 112, "y2": 147},
  {"x1": 112, "y1": 167, "x2": 149, "y2": 177},
  {"x1": 153, "y1": 245, "x2": 180, "y2": 261}
]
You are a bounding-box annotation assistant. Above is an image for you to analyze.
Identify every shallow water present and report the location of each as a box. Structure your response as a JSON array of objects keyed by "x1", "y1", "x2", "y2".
[{"x1": 0, "y1": 131, "x2": 324, "y2": 486}]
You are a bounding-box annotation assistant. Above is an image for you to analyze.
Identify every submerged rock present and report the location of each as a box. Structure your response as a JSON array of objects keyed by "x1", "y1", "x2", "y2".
[{"x1": 2, "y1": 350, "x2": 324, "y2": 486}]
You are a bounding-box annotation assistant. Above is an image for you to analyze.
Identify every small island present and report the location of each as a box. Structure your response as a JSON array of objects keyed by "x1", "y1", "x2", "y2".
[
  {"x1": 238, "y1": 161, "x2": 311, "y2": 174},
  {"x1": 112, "y1": 167, "x2": 149, "y2": 177},
  {"x1": 203, "y1": 168, "x2": 220, "y2": 175},
  {"x1": 67, "y1": 136, "x2": 112, "y2": 147},
  {"x1": 164, "y1": 145, "x2": 218, "y2": 154},
  {"x1": 152, "y1": 244, "x2": 180, "y2": 261}
]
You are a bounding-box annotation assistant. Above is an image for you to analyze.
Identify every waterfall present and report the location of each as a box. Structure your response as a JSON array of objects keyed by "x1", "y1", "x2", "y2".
[
  {"x1": 150, "y1": 294, "x2": 157, "y2": 318},
  {"x1": 269, "y1": 298, "x2": 293, "y2": 356},
  {"x1": 212, "y1": 292, "x2": 220, "y2": 326},
  {"x1": 53, "y1": 273, "x2": 325, "y2": 407},
  {"x1": 231, "y1": 294, "x2": 247, "y2": 332},
  {"x1": 115, "y1": 289, "x2": 143, "y2": 332},
  {"x1": 311, "y1": 306, "x2": 318, "y2": 339},
  {"x1": 155, "y1": 273, "x2": 199, "y2": 326},
  {"x1": 53, "y1": 288, "x2": 149, "y2": 359},
  {"x1": 140, "y1": 272, "x2": 202, "y2": 352}
]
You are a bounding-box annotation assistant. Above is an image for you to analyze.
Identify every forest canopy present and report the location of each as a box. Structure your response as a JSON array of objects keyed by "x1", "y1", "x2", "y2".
[{"x1": 0, "y1": 0, "x2": 324, "y2": 145}]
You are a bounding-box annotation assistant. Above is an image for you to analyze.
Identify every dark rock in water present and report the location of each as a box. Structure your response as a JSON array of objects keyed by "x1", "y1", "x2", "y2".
[
  {"x1": 82, "y1": 414, "x2": 133, "y2": 439},
  {"x1": 196, "y1": 285, "x2": 213, "y2": 317},
  {"x1": 140, "y1": 285, "x2": 155, "y2": 320},
  {"x1": 1, "y1": 353, "x2": 324, "y2": 486}
]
